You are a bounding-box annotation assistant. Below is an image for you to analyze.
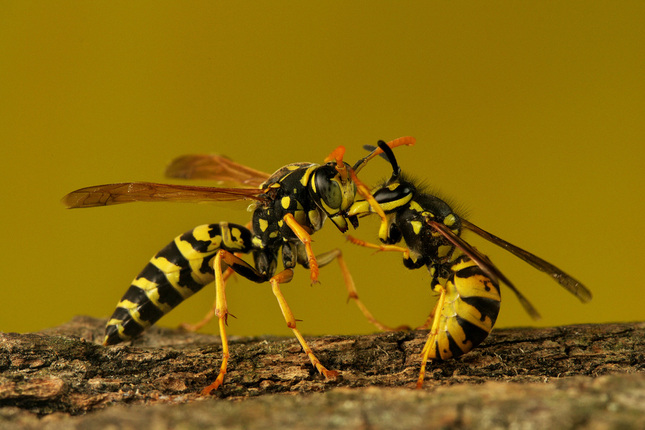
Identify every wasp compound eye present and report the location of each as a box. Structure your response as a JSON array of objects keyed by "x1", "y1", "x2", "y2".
[{"x1": 315, "y1": 173, "x2": 342, "y2": 211}]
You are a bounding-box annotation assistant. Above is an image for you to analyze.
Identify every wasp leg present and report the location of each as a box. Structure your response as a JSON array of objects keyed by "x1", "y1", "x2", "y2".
[
  {"x1": 270, "y1": 269, "x2": 339, "y2": 381},
  {"x1": 350, "y1": 170, "x2": 390, "y2": 240},
  {"x1": 346, "y1": 235, "x2": 411, "y2": 259},
  {"x1": 201, "y1": 249, "x2": 276, "y2": 395},
  {"x1": 201, "y1": 249, "x2": 232, "y2": 395},
  {"x1": 417, "y1": 284, "x2": 446, "y2": 389},
  {"x1": 316, "y1": 248, "x2": 408, "y2": 332},
  {"x1": 182, "y1": 223, "x2": 253, "y2": 333},
  {"x1": 283, "y1": 213, "x2": 320, "y2": 285},
  {"x1": 179, "y1": 265, "x2": 236, "y2": 332}
]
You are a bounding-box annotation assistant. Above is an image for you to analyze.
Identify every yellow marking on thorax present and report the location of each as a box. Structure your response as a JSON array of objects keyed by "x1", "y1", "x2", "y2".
[
  {"x1": 258, "y1": 218, "x2": 269, "y2": 232},
  {"x1": 408, "y1": 200, "x2": 424, "y2": 213},
  {"x1": 443, "y1": 214, "x2": 457, "y2": 227},
  {"x1": 281, "y1": 196, "x2": 291, "y2": 209},
  {"x1": 410, "y1": 220, "x2": 423, "y2": 235},
  {"x1": 437, "y1": 245, "x2": 453, "y2": 259},
  {"x1": 381, "y1": 193, "x2": 414, "y2": 212}
]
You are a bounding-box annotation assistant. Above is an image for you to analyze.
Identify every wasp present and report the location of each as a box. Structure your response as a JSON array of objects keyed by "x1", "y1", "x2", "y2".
[
  {"x1": 62, "y1": 137, "x2": 415, "y2": 394},
  {"x1": 346, "y1": 141, "x2": 592, "y2": 389}
]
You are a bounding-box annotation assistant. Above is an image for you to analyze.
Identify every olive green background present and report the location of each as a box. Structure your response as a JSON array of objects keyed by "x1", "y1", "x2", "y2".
[{"x1": 2, "y1": 2, "x2": 643, "y2": 338}]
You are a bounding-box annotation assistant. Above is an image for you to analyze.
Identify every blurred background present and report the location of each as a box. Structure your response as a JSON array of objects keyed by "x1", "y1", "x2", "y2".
[{"x1": 2, "y1": 2, "x2": 643, "y2": 339}]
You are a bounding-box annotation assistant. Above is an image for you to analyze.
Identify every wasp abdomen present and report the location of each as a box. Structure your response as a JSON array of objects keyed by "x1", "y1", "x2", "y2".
[
  {"x1": 104, "y1": 223, "x2": 253, "y2": 345},
  {"x1": 429, "y1": 257, "x2": 501, "y2": 361}
]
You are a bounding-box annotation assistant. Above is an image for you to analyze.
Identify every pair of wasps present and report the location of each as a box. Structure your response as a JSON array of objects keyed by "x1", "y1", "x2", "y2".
[{"x1": 63, "y1": 137, "x2": 591, "y2": 392}]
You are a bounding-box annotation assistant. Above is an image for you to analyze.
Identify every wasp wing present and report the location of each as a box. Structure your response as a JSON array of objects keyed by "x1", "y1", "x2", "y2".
[
  {"x1": 461, "y1": 219, "x2": 592, "y2": 303},
  {"x1": 62, "y1": 182, "x2": 265, "y2": 208},
  {"x1": 165, "y1": 154, "x2": 271, "y2": 187},
  {"x1": 429, "y1": 220, "x2": 542, "y2": 320}
]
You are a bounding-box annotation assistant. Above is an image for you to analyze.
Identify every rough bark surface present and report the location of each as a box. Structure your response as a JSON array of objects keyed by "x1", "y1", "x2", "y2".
[{"x1": 1, "y1": 317, "x2": 643, "y2": 429}]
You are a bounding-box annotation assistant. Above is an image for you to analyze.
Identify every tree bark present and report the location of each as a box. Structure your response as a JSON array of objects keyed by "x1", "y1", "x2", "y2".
[{"x1": 1, "y1": 317, "x2": 643, "y2": 429}]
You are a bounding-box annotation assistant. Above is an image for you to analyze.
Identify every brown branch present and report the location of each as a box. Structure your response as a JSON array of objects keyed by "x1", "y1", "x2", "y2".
[{"x1": 1, "y1": 317, "x2": 643, "y2": 428}]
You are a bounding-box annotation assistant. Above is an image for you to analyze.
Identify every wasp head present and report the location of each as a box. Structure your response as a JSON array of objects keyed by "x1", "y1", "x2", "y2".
[{"x1": 309, "y1": 155, "x2": 357, "y2": 233}]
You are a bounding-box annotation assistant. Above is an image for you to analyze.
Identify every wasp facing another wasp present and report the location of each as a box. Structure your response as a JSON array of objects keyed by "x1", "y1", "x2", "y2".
[{"x1": 62, "y1": 137, "x2": 591, "y2": 392}]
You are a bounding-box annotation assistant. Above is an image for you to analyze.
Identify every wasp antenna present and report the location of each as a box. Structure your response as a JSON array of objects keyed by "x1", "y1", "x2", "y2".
[
  {"x1": 325, "y1": 145, "x2": 348, "y2": 183},
  {"x1": 353, "y1": 136, "x2": 415, "y2": 173},
  {"x1": 376, "y1": 140, "x2": 401, "y2": 180}
]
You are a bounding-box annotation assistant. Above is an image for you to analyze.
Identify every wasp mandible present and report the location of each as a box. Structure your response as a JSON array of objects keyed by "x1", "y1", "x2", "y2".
[
  {"x1": 62, "y1": 137, "x2": 415, "y2": 393},
  {"x1": 347, "y1": 141, "x2": 592, "y2": 389}
]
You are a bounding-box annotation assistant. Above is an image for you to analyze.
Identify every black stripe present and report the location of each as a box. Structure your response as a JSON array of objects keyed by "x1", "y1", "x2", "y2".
[
  {"x1": 137, "y1": 263, "x2": 169, "y2": 288},
  {"x1": 104, "y1": 325, "x2": 126, "y2": 345},
  {"x1": 461, "y1": 296, "x2": 501, "y2": 326},
  {"x1": 199, "y1": 254, "x2": 216, "y2": 276},
  {"x1": 118, "y1": 284, "x2": 152, "y2": 305},
  {"x1": 455, "y1": 315, "x2": 491, "y2": 352},
  {"x1": 179, "y1": 225, "x2": 222, "y2": 253},
  {"x1": 108, "y1": 306, "x2": 132, "y2": 323},
  {"x1": 121, "y1": 319, "x2": 146, "y2": 339},
  {"x1": 454, "y1": 264, "x2": 483, "y2": 280},
  {"x1": 155, "y1": 240, "x2": 190, "y2": 269},
  {"x1": 177, "y1": 266, "x2": 212, "y2": 293},
  {"x1": 135, "y1": 300, "x2": 165, "y2": 325},
  {"x1": 445, "y1": 330, "x2": 467, "y2": 359}
]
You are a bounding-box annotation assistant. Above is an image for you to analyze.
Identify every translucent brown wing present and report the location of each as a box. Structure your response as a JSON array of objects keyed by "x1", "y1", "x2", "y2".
[
  {"x1": 460, "y1": 219, "x2": 592, "y2": 303},
  {"x1": 165, "y1": 154, "x2": 271, "y2": 187},
  {"x1": 62, "y1": 182, "x2": 265, "y2": 209}
]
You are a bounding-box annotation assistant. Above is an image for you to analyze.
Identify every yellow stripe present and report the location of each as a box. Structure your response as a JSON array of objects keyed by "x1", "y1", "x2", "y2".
[
  {"x1": 147, "y1": 256, "x2": 197, "y2": 301},
  {"x1": 131, "y1": 276, "x2": 180, "y2": 310},
  {"x1": 113, "y1": 299, "x2": 153, "y2": 328},
  {"x1": 150, "y1": 255, "x2": 181, "y2": 274}
]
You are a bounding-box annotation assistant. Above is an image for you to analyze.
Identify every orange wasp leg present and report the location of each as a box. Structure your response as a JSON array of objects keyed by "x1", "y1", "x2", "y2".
[
  {"x1": 182, "y1": 223, "x2": 253, "y2": 333},
  {"x1": 283, "y1": 213, "x2": 320, "y2": 284},
  {"x1": 180, "y1": 265, "x2": 236, "y2": 333},
  {"x1": 345, "y1": 235, "x2": 411, "y2": 260},
  {"x1": 316, "y1": 248, "x2": 408, "y2": 332},
  {"x1": 270, "y1": 269, "x2": 339, "y2": 380},
  {"x1": 201, "y1": 249, "x2": 233, "y2": 395}
]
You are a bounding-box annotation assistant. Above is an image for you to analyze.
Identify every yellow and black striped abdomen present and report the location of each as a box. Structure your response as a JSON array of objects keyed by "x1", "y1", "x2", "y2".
[
  {"x1": 429, "y1": 256, "x2": 501, "y2": 360},
  {"x1": 104, "y1": 223, "x2": 254, "y2": 345}
]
